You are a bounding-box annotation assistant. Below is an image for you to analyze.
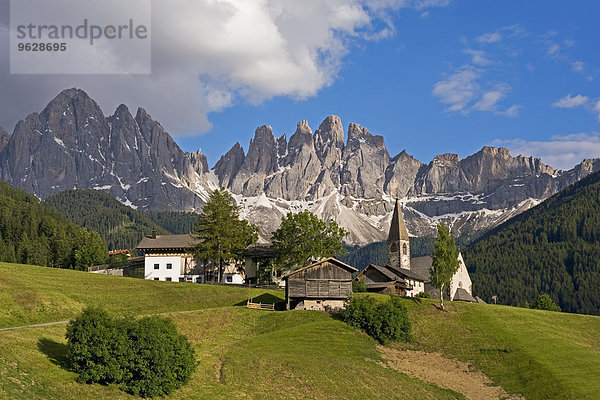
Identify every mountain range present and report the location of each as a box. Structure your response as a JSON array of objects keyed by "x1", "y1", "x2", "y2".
[{"x1": 1, "y1": 88, "x2": 599, "y2": 245}]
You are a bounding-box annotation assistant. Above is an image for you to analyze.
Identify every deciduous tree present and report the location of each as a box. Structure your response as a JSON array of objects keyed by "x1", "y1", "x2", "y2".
[
  {"x1": 430, "y1": 223, "x2": 460, "y2": 310},
  {"x1": 271, "y1": 210, "x2": 348, "y2": 271}
]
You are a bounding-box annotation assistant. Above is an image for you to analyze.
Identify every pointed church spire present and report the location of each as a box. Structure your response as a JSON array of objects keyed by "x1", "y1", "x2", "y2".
[{"x1": 388, "y1": 199, "x2": 409, "y2": 242}]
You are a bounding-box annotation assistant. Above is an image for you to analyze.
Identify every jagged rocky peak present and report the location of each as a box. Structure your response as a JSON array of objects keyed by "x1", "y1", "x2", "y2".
[
  {"x1": 0, "y1": 126, "x2": 9, "y2": 152},
  {"x1": 347, "y1": 122, "x2": 386, "y2": 149},
  {"x1": 285, "y1": 120, "x2": 314, "y2": 163},
  {"x1": 432, "y1": 153, "x2": 461, "y2": 165},
  {"x1": 314, "y1": 115, "x2": 344, "y2": 166},
  {"x1": 384, "y1": 150, "x2": 425, "y2": 198},
  {"x1": 213, "y1": 142, "x2": 245, "y2": 188}
]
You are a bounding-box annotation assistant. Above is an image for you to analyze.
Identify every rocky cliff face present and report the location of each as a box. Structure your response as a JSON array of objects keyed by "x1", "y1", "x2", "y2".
[
  {"x1": 2, "y1": 88, "x2": 599, "y2": 244},
  {"x1": 0, "y1": 88, "x2": 212, "y2": 211}
]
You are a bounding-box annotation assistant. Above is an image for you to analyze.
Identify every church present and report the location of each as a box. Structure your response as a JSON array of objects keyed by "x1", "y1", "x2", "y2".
[{"x1": 355, "y1": 199, "x2": 476, "y2": 302}]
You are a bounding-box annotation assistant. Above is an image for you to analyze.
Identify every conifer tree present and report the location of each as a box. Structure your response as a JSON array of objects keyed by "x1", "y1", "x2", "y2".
[{"x1": 190, "y1": 189, "x2": 258, "y2": 282}]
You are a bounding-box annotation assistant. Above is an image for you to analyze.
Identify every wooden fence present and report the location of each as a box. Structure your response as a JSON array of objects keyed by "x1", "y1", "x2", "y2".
[{"x1": 246, "y1": 300, "x2": 275, "y2": 311}]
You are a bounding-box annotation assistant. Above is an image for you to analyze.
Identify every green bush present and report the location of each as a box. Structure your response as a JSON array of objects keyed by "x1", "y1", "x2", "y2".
[
  {"x1": 352, "y1": 279, "x2": 367, "y2": 293},
  {"x1": 65, "y1": 307, "x2": 129, "y2": 384},
  {"x1": 122, "y1": 316, "x2": 197, "y2": 397},
  {"x1": 530, "y1": 294, "x2": 561, "y2": 312},
  {"x1": 66, "y1": 307, "x2": 196, "y2": 397},
  {"x1": 343, "y1": 296, "x2": 411, "y2": 344},
  {"x1": 416, "y1": 291, "x2": 430, "y2": 299}
]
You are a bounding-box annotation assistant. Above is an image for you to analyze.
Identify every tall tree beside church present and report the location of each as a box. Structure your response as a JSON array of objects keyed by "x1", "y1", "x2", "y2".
[
  {"x1": 189, "y1": 189, "x2": 258, "y2": 282},
  {"x1": 271, "y1": 210, "x2": 348, "y2": 271},
  {"x1": 430, "y1": 223, "x2": 460, "y2": 310}
]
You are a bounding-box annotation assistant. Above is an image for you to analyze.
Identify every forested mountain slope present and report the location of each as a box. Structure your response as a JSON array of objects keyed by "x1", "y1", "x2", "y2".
[
  {"x1": 464, "y1": 171, "x2": 600, "y2": 315},
  {"x1": 0, "y1": 180, "x2": 106, "y2": 269},
  {"x1": 45, "y1": 189, "x2": 168, "y2": 251}
]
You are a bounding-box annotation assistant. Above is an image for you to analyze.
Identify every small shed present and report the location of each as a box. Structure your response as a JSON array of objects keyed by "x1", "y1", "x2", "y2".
[{"x1": 283, "y1": 258, "x2": 357, "y2": 311}]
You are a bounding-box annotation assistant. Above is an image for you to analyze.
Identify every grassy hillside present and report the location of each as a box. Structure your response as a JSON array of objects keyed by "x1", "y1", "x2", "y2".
[
  {"x1": 0, "y1": 263, "x2": 458, "y2": 400},
  {"x1": 1, "y1": 263, "x2": 599, "y2": 399},
  {"x1": 0, "y1": 262, "x2": 283, "y2": 329},
  {"x1": 465, "y1": 170, "x2": 600, "y2": 315},
  {"x1": 45, "y1": 189, "x2": 169, "y2": 251}
]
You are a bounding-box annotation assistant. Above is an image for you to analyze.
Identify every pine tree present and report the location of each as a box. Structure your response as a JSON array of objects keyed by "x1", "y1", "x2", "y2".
[
  {"x1": 430, "y1": 223, "x2": 460, "y2": 310},
  {"x1": 189, "y1": 189, "x2": 258, "y2": 283}
]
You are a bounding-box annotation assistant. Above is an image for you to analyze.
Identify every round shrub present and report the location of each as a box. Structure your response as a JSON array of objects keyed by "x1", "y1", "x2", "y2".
[
  {"x1": 343, "y1": 295, "x2": 411, "y2": 344},
  {"x1": 122, "y1": 316, "x2": 197, "y2": 398},
  {"x1": 65, "y1": 307, "x2": 129, "y2": 384},
  {"x1": 66, "y1": 307, "x2": 196, "y2": 398},
  {"x1": 530, "y1": 294, "x2": 561, "y2": 312}
]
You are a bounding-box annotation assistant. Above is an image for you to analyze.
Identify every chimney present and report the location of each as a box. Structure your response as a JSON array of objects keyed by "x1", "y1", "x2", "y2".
[{"x1": 151, "y1": 230, "x2": 157, "y2": 239}]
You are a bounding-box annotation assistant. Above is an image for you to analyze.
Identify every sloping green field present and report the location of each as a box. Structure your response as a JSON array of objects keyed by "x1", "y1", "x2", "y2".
[{"x1": 1, "y1": 263, "x2": 599, "y2": 399}]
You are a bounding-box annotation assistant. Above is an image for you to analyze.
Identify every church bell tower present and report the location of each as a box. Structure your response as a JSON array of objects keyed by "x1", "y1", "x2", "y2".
[{"x1": 388, "y1": 199, "x2": 410, "y2": 271}]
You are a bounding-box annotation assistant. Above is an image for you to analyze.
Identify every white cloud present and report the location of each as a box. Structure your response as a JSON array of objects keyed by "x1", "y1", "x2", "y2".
[
  {"x1": 492, "y1": 132, "x2": 600, "y2": 170},
  {"x1": 473, "y1": 89, "x2": 506, "y2": 111},
  {"x1": 547, "y1": 43, "x2": 561, "y2": 56},
  {"x1": 572, "y1": 61, "x2": 584, "y2": 73},
  {"x1": 0, "y1": 0, "x2": 450, "y2": 136},
  {"x1": 476, "y1": 32, "x2": 502, "y2": 44},
  {"x1": 463, "y1": 48, "x2": 491, "y2": 66},
  {"x1": 432, "y1": 66, "x2": 480, "y2": 113},
  {"x1": 433, "y1": 67, "x2": 519, "y2": 117},
  {"x1": 552, "y1": 94, "x2": 590, "y2": 108}
]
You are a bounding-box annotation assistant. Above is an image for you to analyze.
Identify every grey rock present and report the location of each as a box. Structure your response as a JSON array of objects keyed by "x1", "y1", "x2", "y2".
[{"x1": 214, "y1": 142, "x2": 245, "y2": 189}]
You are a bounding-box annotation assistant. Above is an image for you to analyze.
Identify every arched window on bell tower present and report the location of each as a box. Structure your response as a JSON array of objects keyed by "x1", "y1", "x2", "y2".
[
  {"x1": 391, "y1": 242, "x2": 398, "y2": 252},
  {"x1": 402, "y1": 243, "x2": 407, "y2": 255}
]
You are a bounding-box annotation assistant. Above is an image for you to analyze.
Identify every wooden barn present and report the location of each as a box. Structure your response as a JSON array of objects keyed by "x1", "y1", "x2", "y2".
[{"x1": 283, "y1": 258, "x2": 357, "y2": 311}]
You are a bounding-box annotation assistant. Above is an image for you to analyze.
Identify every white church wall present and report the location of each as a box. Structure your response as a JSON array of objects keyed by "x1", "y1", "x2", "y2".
[{"x1": 449, "y1": 253, "x2": 472, "y2": 300}]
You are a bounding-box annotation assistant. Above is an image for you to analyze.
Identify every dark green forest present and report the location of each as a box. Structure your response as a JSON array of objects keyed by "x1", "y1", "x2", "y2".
[
  {"x1": 464, "y1": 171, "x2": 600, "y2": 315},
  {"x1": 0, "y1": 180, "x2": 107, "y2": 269},
  {"x1": 145, "y1": 210, "x2": 198, "y2": 234},
  {"x1": 45, "y1": 189, "x2": 169, "y2": 251}
]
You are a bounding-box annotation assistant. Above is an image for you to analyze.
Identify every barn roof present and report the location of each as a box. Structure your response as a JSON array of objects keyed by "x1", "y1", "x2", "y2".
[
  {"x1": 242, "y1": 244, "x2": 279, "y2": 259},
  {"x1": 282, "y1": 257, "x2": 357, "y2": 279},
  {"x1": 362, "y1": 263, "x2": 401, "y2": 281},
  {"x1": 136, "y1": 234, "x2": 198, "y2": 250}
]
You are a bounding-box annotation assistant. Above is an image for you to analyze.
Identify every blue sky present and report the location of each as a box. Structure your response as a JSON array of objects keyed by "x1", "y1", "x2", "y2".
[{"x1": 1, "y1": 0, "x2": 599, "y2": 169}]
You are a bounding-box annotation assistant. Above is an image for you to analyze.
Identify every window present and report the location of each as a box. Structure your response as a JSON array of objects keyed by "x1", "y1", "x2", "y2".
[
  {"x1": 166, "y1": 277, "x2": 172, "y2": 282},
  {"x1": 226, "y1": 276, "x2": 232, "y2": 283},
  {"x1": 154, "y1": 263, "x2": 159, "y2": 270},
  {"x1": 179, "y1": 277, "x2": 185, "y2": 282},
  {"x1": 154, "y1": 278, "x2": 159, "y2": 281},
  {"x1": 390, "y1": 242, "x2": 398, "y2": 252},
  {"x1": 402, "y1": 243, "x2": 407, "y2": 255},
  {"x1": 166, "y1": 263, "x2": 172, "y2": 270}
]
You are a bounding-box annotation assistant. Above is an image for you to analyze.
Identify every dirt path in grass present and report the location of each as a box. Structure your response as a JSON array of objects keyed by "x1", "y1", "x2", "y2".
[{"x1": 378, "y1": 346, "x2": 524, "y2": 400}]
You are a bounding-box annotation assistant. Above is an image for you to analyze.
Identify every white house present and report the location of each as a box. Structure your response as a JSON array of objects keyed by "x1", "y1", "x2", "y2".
[
  {"x1": 136, "y1": 231, "x2": 202, "y2": 282},
  {"x1": 136, "y1": 231, "x2": 245, "y2": 284}
]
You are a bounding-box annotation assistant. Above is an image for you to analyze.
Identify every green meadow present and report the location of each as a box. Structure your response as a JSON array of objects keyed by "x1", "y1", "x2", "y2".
[{"x1": 1, "y1": 262, "x2": 599, "y2": 399}]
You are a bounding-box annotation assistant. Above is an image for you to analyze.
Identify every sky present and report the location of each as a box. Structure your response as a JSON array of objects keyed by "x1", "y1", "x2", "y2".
[{"x1": 1, "y1": 0, "x2": 600, "y2": 170}]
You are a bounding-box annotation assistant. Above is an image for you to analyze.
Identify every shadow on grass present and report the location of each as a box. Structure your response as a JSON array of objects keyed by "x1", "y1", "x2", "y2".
[
  {"x1": 37, "y1": 338, "x2": 70, "y2": 370},
  {"x1": 234, "y1": 292, "x2": 285, "y2": 307}
]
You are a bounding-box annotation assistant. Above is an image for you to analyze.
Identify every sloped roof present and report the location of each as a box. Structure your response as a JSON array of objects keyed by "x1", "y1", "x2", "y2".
[
  {"x1": 282, "y1": 257, "x2": 358, "y2": 279},
  {"x1": 475, "y1": 296, "x2": 487, "y2": 304},
  {"x1": 242, "y1": 244, "x2": 279, "y2": 259},
  {"x1": 388, "y1": 199, "x2": 409, "y2": 242},
  {"x1": 364, "y1": 263, "x2": 401, "y2": 281},
  {"x1": 454, "y1": 288, "x2": 476, "y2": 302},
  {"x1": 387, "y1": 264, "x2": 429, "y2": 282},
  {"x1": 136, "y1": 234, "x2": 198, "y2": 250},
  {"x1": 410, "y1": 256, "x2": 433, "y2": 280}
]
